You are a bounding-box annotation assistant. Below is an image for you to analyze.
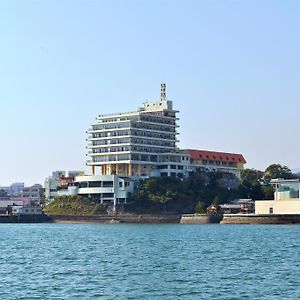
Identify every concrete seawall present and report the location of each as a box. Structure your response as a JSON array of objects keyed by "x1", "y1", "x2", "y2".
[
  {"x1": 221, "y1": 214, "x2": 300, "y2": 224},
  {"x1": 0, "y1": 214, "x2": 50, "y2": 223},
  {"x1": 180, "y1": 214, "x2": 223, "y2": 224},
  {"x1": 49, "y1": 214, "x2": 181, "y2": 224}
]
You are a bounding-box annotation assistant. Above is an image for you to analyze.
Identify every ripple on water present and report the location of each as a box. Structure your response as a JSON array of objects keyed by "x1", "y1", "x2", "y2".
[{"x1": 0, "y1": 224, "x2": 299, "y2": 299}]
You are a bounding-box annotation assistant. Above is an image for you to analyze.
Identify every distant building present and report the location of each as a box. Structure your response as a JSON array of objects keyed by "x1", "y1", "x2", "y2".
[
  {"x1": 0, "y1": 200, "x2": 23, "y2": 215},
  {"x1": 0, "y1": 183, "x2": 24, "y2": 196},
  {"x1": 0, "y1": 189, "x2": 10, "y2": 201},
  {"x1": 255, "y1": 179, "x2": 300, "y2": 214},
  {"x1": 44, "y1": 171, "x2": 84, "y2": 201},
  {"x1": 22, "y1": 184, "x2": 44, "y2": 205},
  {"x1": 179, "y1": 149, "x2": 246, "y2": 179}
]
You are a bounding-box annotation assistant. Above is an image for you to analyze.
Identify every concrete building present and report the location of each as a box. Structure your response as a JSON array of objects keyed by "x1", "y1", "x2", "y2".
[
  {"x1": 255, "y1": 179, "x2": 300, "y2": 214},
  {"x1": 22, "y1": 184, "x2": 44, "y2": 205},
  {"x1": 87, "y1": 83, "x2": 190, "y2": 179},
  {"x1": 0, "y1": 189, "x2": 10, "y2": 201},
  {"x1": 76, "y1": 175, "x2": 135, "y2": 206},
  {"x1": 180, "y1": 149, "x2": 246, "y2": 179},
  {"x1": 44, "y1": 171, "x2": 84, "y2": 201}
]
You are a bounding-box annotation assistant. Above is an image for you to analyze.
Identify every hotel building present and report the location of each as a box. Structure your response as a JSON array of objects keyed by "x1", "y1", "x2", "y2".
[{"x1": 87, "y1": 83, "x2": 190, "y2": 179}]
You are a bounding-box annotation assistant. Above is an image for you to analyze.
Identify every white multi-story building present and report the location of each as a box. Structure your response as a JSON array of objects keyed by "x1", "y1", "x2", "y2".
[{"x1": 87, "y1": 83, "x2": 189, "y2": 178}]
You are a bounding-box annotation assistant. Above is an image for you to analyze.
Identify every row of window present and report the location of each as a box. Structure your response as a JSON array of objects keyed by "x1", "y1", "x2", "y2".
[{"x1": 78, "y1": 181, "x2": 113, "y2": 188}]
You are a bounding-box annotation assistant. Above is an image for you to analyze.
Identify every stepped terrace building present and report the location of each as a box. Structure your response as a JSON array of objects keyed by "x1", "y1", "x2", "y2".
[{"x1": 87, "y1": 84, "x2": 190, "y2": 178}]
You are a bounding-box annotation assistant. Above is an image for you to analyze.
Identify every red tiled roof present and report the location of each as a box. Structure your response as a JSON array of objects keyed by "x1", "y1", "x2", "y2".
[{"x1": 185, "y1": 149, "x2": 247, "y2": 164}]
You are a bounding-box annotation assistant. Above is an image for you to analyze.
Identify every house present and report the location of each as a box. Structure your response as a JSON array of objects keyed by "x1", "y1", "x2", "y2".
[{"x1": 219, "y1": 199, "x2": 254, "y2": 214}]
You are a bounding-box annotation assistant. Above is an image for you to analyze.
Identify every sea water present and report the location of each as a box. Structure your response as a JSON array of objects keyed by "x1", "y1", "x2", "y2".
[{"x1": 0, "y1": 223, "x2": 299, "y2": 299}]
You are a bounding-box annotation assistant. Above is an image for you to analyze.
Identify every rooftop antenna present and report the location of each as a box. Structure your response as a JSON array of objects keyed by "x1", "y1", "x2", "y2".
[{"x1": 160, "y1": 83, "x2": 166, "y2": 101}]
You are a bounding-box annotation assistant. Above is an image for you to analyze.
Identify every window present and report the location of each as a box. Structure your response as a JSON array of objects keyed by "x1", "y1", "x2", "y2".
[
  {"x1": 269, "y1": 207, "x2": 273, "y2": 214},
  {"x1": 89, "y1": 181, "x2": 102, "y2": 188},
  {"x1": 103, "y1": 181, "x2": 113, "y2": 187},
  {"x1": 102, "y1": 193, "x2": 114, "y2": 198}
]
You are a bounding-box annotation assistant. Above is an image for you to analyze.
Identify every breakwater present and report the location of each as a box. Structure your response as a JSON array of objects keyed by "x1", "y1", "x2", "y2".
[
  {"x1": 221, "y1": 214, "x2": 300, "y2": 224},
  {"x1": 49, "y1": 214, "x2": 181, "y2": 224}
]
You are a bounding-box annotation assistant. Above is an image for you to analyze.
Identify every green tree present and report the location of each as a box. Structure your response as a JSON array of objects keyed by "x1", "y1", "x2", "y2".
[
  {"x1": 264, "y1": 164, "x2": 295, "y2": 181},
  {"x1": 241, "y1": 168, "x2": 263, "y2": 183},
  {"x1": 194, "y1": 201, "x2": 206, "y2": 214}
]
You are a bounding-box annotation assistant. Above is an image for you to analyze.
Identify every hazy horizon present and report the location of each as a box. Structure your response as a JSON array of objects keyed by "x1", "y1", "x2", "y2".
[{"x1": 1, "y1": 0, "x2": 300, "y2": 186}]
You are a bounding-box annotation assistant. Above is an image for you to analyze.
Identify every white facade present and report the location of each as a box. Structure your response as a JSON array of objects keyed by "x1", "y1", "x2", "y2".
[
  {"x1": 12, "y1": 206, "x2": 43, "y2": 215},
  {"x1": 75, "y1": 175, "x2": 135, "y2": 206},
  {"x1": 255, "y1": 179, "x2": 300, "y2": 214},
  {"x1": 87, "y1": 83, "x2": 190, "y2": 178}
]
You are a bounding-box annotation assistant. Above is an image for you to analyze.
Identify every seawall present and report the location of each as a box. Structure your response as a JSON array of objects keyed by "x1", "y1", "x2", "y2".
[
  {"x1": 49, "y1": 214, "x2": 181, "y2": 224},
  {"x1": 0, "y1": 214, "x2": 51, "y2": 223},
  {"x1": 180, "y1": 214, "x2": 223, "y2": 224},
  {"x1": 221, "y1": 214, "x2": 300, "y2": 224}
]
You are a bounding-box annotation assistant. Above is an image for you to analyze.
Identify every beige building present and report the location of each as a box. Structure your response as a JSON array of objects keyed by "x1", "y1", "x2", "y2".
[
  {"x1": 179, "y1": 149, "x2": 246, "y2": 179},
  {"x1": 255, "y1": 179, "x2": 300, "y2": 214}
]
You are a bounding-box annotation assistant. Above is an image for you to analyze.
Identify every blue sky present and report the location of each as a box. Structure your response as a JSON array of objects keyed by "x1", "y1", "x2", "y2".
[{"x1": 1, "y1": 0, "x2": 300, "y2": 185}]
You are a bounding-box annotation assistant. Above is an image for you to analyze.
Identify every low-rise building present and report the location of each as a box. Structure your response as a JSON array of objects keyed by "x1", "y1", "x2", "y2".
[
  {"x1": 22, "y1": 184, "x2": 44, "y2": 205},
  {"x1": 255, "y1": 179, "x2": 300, "y2": 214},
  {"x1": 75, "y1": 175, "x2": 135, "y2": 206},
  {"x1": 219, "y1": 199, "x2": 254, "y2": 214},
  {"x1": 44, "y1": 171, "x2": 84, "y2": 201},
  {"x1": 180, "y1": 149, "x2": 246, "y2": 179},
  {"x1": 12, "y1": 206, "x2": 43, "y2": 215}
]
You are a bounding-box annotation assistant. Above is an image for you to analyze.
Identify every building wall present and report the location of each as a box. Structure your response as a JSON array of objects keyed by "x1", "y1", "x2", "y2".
[{"x1": 255, "y1": 199, "x2": 300, "y2": 214}]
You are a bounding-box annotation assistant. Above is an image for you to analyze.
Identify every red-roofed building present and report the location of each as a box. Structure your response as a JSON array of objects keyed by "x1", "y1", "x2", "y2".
[{"x1": 179, "y1": 149, "x2": 247, "y2": 179}]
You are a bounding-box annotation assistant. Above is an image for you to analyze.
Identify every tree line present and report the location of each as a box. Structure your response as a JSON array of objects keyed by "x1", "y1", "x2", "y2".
[{"x1": 126, "y1": 164, "x2": 299, "y2": 214}]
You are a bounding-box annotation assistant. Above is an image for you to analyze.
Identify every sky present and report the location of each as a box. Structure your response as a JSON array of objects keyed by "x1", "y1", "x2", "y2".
[{"x1": 0, "y1": 0, "x2": 300, "y2": 186}]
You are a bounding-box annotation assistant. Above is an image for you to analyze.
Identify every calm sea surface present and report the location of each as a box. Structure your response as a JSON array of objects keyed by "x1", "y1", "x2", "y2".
[{"x1": 0, "y1": 223, "x2": 299, "y2": 300}]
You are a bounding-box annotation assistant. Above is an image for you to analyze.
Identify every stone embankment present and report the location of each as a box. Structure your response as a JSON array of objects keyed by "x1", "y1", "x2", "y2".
[
  {"x1": 180, "y1": 214, "x2": 223, "y2": 224},
  {"x1": 221, "y1": 214, "x2": 300, "y2": 224},
  {"x1": 49, "y1": 214, "x2": 181, "y2": 224}
]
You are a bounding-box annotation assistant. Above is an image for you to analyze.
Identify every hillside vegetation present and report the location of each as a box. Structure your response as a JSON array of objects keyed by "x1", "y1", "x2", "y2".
[{"x1": 44, "y1": 195, "x2": 107, "y2": 215}]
